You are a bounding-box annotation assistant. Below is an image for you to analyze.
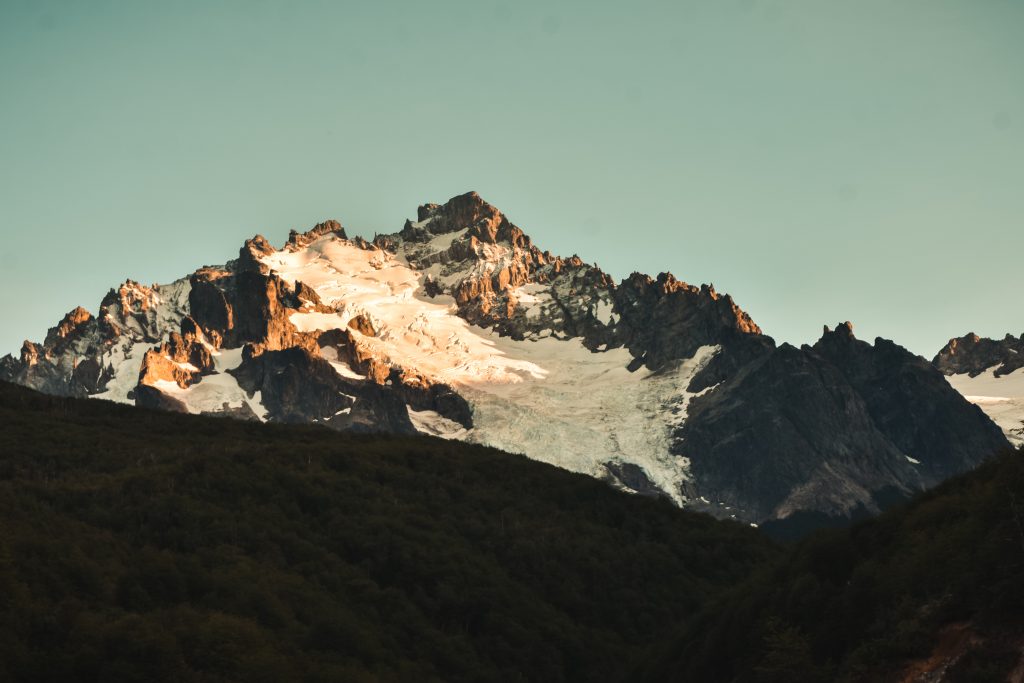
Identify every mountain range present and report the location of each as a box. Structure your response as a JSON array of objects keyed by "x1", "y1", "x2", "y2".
[{"x1": 2, "y1": 191, "x2": 1020, "y2": 527}]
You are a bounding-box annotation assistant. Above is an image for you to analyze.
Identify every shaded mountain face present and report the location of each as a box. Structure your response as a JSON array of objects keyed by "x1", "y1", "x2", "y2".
[
  {"x1": 675, "y1": 323, "x2": 1008, "y2": 525},
  {"x1": 933, "y1": 332, "x2": 1024, "y2": 446},
  {"x1": 0, "y1": 191, "x2": 1009, "y2": 525}
]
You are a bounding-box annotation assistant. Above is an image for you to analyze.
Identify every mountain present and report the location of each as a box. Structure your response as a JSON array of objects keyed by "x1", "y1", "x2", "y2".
[
  {"x1": 0, "y1": 379, "x2": 777, "y2": 682},
  {"x1": 0, "y1": 191, "x2": 1010, "y2": 525},
  {"x1": 933, "y1": 332, "x2": 1024, "y2": 446}
]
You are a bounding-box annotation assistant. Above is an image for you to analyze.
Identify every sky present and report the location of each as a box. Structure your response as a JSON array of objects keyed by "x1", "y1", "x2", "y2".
[{"x1": 1, "y1": 0, "x2": 1022, "y2": 358}]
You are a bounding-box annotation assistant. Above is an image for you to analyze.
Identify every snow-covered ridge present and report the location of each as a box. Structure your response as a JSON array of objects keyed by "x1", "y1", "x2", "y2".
[
  {"x1": 261, "y1": 235, "x2": 547, "y2": 385},
  {"x1": 255, "y1": 233, "x2": 713, "y2": 498}
]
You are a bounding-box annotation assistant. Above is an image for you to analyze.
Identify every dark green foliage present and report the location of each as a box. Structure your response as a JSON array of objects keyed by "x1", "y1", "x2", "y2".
[
  {"x1": 640, "y1": 448, "x2": 1024, "y2": 682},
  {"x1": 0, "y1": 381, "x2": 776, "y2": 682},
  {"x1": 5, "y1": 380, "x2": 1021, "y2": 683}
]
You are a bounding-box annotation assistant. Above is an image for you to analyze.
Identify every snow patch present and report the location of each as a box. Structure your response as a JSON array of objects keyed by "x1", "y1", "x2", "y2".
[
  {"x1": 407, "y1": 408, "x2": 469, "y2": 440},
  {"x1": 142, "y1": 345, "x2": 267, "y2": 420},
  {"x1": 152, "y1": 371, "x2": 268, "y2": 421},
  {"x1": 593, "y1": 297, "x2": 615, "y2": 326},
  {"x1": 93, "y1": 342, "x2": 144, "y2": 404},
  {"x1": 320, "y1": 346, "x2": 365, "y2": 380},
  {"x1": 947, "y1": 368, "x2": 1024, "y2": 446}
]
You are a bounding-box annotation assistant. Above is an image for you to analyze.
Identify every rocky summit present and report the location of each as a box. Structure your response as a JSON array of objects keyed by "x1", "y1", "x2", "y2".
[{"x1": 1, "y1": 192, "x2": 1011, "y2": 526}]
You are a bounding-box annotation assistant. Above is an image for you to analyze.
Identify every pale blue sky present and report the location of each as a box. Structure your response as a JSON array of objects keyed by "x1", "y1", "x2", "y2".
[{"x1": 1, "y1": 0, "x2": 1021, "y2": 357}]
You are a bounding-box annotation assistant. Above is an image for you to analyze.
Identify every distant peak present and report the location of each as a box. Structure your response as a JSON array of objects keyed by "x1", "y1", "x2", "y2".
[
  {"x1": 819, "y1": 322, "x2": 856, "y2": 348},
  {"x1": 933, "y1": 330, "x2": 1024, "y2": 377}
]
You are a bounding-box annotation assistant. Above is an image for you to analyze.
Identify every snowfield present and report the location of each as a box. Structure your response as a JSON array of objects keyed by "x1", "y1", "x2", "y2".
[
  {"x1": 257, "y1": 234, "x2": 710, "y2": 500},
  {"x1": 947, "y1": 368, "x2": 1024, "y2": 446},
  {"x1": 152, "y1": 347, "x2": 268, "y2": 420},
  {"x1": 459, "y1": 339, "x2": 718, "y2": 504}
]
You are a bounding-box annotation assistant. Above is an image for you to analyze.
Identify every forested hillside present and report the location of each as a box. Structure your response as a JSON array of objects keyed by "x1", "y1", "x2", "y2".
[
  {"x1": 640, "y1": 451, "x2": 1024, "y2": 682},
  {"x1": 2, "y1": 380, "x2": 1020, "y2": 682},
  {"x1": 0, "y1": 381, "x2": 774, "y2": 682}
]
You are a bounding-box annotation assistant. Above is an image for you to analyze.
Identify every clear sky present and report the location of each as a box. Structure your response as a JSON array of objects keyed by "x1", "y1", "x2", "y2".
[{"x1": 1, "y1": 0, "x2": 1021, "y2": 358}]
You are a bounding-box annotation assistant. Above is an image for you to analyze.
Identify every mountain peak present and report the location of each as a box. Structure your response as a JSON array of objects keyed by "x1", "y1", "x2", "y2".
[
  {"x1": 821, "y1": 321, "x2": 855, "y2": 341},
  {"x1": 286, "y1": 219, "x2": 346, "y2": 251},
  {"x1": 403, "y1": 191, "x2": 525, "y2": 248},
  {"x1": 1, "y1": 195, "x2": 1009, "y2": 528}
]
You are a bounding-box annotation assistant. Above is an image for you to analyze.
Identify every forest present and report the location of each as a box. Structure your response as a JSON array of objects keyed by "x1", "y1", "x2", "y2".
[{"x1": 0, "y1": 380, "x2": 1021, "y2": 682}]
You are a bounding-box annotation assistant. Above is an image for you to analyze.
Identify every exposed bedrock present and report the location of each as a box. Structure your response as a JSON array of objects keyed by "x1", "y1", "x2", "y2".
[
  {"x1": 815, "y1": 323, "x2": 1009, "y2": 482},
  {"x1": 678, "y1": 323, "x2": 1010, "y2": 523},
  {"x1": 933, "y1": 331, "x2": 1024, "y2": 377},
  {"x1": 229, "y1": 345, "x2": 416, "y2": 434}
]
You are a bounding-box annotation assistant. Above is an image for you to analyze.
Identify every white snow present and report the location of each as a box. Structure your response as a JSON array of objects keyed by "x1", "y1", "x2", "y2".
[
  {"x1": 947, "y1": 368, "x2": 1024, "y2": 446},
  {"x1": 151, "y1": 373, "x2": 268, "y2": 421},
  {"x1": 320, "y1": 346, "x2": 365, "y2": 380},
  {"x1": 139, "y1": 345, "x2": 268, "y2": 420},
  {"x1": 458, "y1": 340, "x2": 719, "y2": 504},
  {"x1": 406, "y1": 408, "x2": 469, "y2": 440},
  {"x1": 593, "y1": 297, "x2": 615, "y2": 326},
  {"x1": 148, "y1": 344, "x2": 266, "y2": 420},
  {"x1": 510, "y1": 283, "x2": 548, "y2": 313},
  {"x1": 212, "y1": 346, "x2": 245, "y2": 372},
  {"x1": 290, "y1": 311, "x2": 350, "y2": 333},
  {"x1": 905, "y1": 455, "x2": 921, "y2": 465},
  {"x1": 168, "y1": 358, "x2": 200, "y2": 373},
  {"x1": 260, "y1": 236, "x2": 548, "y2": 385},
  {"x1": 418, "y1": 227, "x2": 467, "y2": 255},
  {"x1": 93, "y1": 341, "x2": 145, "y2": 404}
]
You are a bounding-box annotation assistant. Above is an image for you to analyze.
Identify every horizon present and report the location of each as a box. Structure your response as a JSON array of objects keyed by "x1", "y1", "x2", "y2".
[{"x1": 2, "y1": 1, "x2": 1023, "y2": 357}]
